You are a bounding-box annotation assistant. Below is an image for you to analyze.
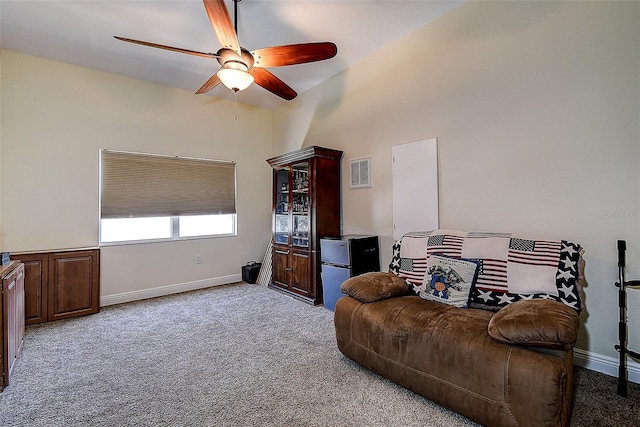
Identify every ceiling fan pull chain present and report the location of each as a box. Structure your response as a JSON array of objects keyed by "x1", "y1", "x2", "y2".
[
  {"x1": 234, "y1": 0, "x2": 239, "y2": 36},
  {"x1": 234, "y1": 90, "x2": 238, "y2": 121}
]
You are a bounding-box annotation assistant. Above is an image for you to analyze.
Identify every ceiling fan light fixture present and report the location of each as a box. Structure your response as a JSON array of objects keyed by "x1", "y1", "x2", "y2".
[
  {"x1": 115, "y1": 0, "x2": 336, "y2": 101},
  {"x1": 217, "y1": 67, "x2": 254, "y2": 92}
]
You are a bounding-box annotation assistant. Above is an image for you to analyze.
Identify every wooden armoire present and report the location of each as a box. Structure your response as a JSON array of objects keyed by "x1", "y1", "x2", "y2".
[{"x1": 266, "y1": 146, "x2": 343, "y2": 305}]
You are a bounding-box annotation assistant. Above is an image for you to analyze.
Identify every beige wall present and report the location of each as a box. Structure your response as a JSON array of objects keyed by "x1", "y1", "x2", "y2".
[
  {"x1": 0, "y1": 3, "x2": 3, "y2": 250},
  {"x1": 274, "y1": 1, "x2": 640, "y2": 369},
  {"x1": 0, "y1": 50, "x2": 273, "y2": 301},
  {"x1": 0, "y1": 50, "x2": 3, "y2": 251}
]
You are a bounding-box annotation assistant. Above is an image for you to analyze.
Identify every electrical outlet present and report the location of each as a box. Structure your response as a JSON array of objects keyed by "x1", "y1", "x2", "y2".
[{"x1": 195, "y1": 255, "x2": 202, "y2": 264}]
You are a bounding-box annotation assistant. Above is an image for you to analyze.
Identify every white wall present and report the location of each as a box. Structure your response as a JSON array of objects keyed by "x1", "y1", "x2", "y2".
[
  {"x1": 274, "y1": 1, "x2": 640, "y2": 374},
  {"x1": 0, "y1": 50, "x2": 273, "y2": 301}
]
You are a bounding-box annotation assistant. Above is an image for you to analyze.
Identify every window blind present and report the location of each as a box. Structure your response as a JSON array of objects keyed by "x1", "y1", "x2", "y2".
[{"x1": 101, "y1": 150, "x2": 236, "y2": 218}]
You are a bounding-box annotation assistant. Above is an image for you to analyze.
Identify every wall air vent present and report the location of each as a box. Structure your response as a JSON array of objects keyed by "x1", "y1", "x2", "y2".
[{"x1": 350, "y1": 157, "x2": 371, "y2": 189}]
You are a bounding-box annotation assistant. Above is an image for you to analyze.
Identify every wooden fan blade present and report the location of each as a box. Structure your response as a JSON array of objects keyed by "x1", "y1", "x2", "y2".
[
  {"x1": 203, "y1": 0, "x2": 240, "y2": 54},
  {"x1": 250, "y1": 68, "x2": 297, "y2": 101},
  {"x1": 195, "y1": 73, "x2": 222, "y2": 94},
  {"x1": 114, "y1": 36, "x2": 219, "y2": 59},
  {"x1": 251, "y1": 42, "x2": 337, "y2": 67}
]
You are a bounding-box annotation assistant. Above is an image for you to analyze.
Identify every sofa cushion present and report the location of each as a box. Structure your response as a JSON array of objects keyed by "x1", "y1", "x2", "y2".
[
  {"x1": 488, "y1": 299, "x2": 579, "y2": 350},
  {"x1": 340, "y1": 272, "x2": 409, "y2": 303},
  {"x1": 389, "y1": 229, "x2": 583, "y2": 312},
  {"x1": 416, "y1": 255, "x2": 479, "y2": 308}
]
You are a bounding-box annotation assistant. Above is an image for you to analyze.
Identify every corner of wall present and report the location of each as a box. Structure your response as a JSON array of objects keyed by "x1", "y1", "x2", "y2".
[{"x1": 272, "y1": 90, "x2": 324, "y2": 156}]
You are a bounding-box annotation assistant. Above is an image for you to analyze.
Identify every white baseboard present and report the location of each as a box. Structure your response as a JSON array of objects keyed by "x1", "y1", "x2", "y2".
[
  {"x1": 100, "y1": 274, "x2": 242, "y2": 306},
  {"x1": 574, "y1": 348, "x2": 640, "y2": 385}
]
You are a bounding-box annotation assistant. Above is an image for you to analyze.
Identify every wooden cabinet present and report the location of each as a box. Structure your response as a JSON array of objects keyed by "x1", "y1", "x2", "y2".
[
  {"x1": 20, "y1": 253, "x2": 48, "y2": 325},
  {"x1": 267, "y1": 146, "x2": 342, "y2": 305},
  {"x1": 1, "y1": 261, "x2": 25, "y2": 391},
  {"x1": 13, "y1": 248, "x2": 100, "y2": 325}
]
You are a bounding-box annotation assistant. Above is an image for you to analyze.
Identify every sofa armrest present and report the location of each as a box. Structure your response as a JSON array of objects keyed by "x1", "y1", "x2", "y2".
[
  {"x1": 488, "y1": 299, "x2": 579, "y2": 350},
  {"x1": 340, "y1": 272, "x2": 410, "y2": 303}
]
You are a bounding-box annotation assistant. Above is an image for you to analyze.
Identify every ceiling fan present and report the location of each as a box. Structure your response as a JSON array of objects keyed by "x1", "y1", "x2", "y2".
[{"x1": 114, "y1": 0, "x2": 337, "y2": 101}]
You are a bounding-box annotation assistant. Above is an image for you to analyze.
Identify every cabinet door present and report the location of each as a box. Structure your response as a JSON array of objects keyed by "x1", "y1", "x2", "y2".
[
  {"x1": 291, "y1": 162, "x2": 310, "y2": 249},
  {"x1": 2, "y1": 271, "x2": 15, "y2": 388},
  {"x1": 0, "y1": 276, "x2": 4, "y2": 390},
  {"x1": 48, "y1": 250, "x2": 100, "y2": 321},
  {"x1": 2, "y1": 264, "x2": 23, "y2": 388},
  {"x1": 14, "y1": 265, "x2": 25, "y2": 366},
  {"x1": 16, "y1": 253, "x2": 49, "y2": 325},
  {"x1": 274, "y1": 168, "x2": 291, "y2": 246},
  {"x1": 291, "y1": 251, "x2": 311, "y2": 296},
  {"x1": 272, "y1": 248, "x2": 290, "y2": 290}
]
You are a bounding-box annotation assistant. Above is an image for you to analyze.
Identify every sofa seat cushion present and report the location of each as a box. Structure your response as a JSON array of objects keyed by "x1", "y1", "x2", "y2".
[
  {"x1": 488, "y1": 299, "x2": 579, "y2": 350},
  {"x1": 341, "y1": 295, "x2": 503, "y2": 398}
]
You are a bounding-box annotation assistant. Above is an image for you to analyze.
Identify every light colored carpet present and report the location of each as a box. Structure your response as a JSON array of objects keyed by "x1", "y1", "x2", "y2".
[{"x1": 0, "y1": 283, "x2": 479, "y2": 427}]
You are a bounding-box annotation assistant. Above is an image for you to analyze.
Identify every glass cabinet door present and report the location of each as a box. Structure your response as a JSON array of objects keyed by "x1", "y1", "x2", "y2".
[
  {"x1": 274, "y1": 168, "x2": 290, "y2": 245},
  {"x1": 291, "y1": 162, "x2": 309, "y2": 248}
]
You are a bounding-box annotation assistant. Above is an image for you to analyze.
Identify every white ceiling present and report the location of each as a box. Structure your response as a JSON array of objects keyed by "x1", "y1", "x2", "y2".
[{"x1": 0, "y1": 0, "x2": 464, "y2": 109}]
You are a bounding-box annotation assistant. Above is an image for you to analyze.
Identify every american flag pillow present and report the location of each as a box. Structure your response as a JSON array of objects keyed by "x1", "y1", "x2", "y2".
[{"x1": 388, "y1": 232, "x2": 430, "y2": 291}]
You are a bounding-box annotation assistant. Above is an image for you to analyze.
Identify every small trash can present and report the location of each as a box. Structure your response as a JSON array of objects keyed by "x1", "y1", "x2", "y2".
[{"x1": 242, "y1": 262, "x2": 261, "y2": 284}]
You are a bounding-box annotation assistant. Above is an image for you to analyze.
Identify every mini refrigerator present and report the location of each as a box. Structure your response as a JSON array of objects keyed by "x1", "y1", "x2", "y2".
[{"x1": 320, "y1": 235, "x2": 380, "y2": 311}]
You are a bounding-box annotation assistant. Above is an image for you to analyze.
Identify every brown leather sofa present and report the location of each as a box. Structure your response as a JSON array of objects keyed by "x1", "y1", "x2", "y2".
[{"x1": 334, "y1": 236, "x2": 582, "y2": 427}]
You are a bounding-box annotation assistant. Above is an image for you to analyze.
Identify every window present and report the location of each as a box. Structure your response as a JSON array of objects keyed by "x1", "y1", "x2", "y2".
[
  {"x1": 101, "y1": 217, "x2": 172, "y2": 242},
  {"x1": 100, "y1": 150, "x2": 236, "y2": 244},
  {"x1": 179, "y1": 214, "x2": 235, "y2": 237}
]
